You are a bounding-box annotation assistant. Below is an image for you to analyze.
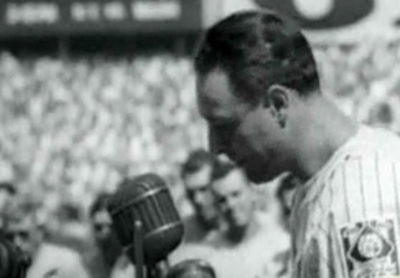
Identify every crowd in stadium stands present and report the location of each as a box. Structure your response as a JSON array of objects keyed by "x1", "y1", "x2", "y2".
[
  {"x1": 314, "y1": 40, "x2": 400, "y2": 131},
  {"x1": 0, "y1": 39, "x2": 400, "y2": 277},
  {"x1": 0, "y1": 52, "x2": 206, "y2": 222}
]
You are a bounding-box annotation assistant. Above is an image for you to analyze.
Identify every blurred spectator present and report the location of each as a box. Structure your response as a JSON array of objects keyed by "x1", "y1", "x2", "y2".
[
  {"x1": 169, "y1": 150, "x2": 220, "y2": 265},
  {"x1": 2, "y1": 202, "x2": 89, "y2": 278},
  {"x1": 47, "y1": 203, "x2": 91, "y2": 255},
  {"x1": 86, "y1": 192, "x2": 122, "y2": 278},
  {"x1": 180, "y1": 149, "x2": 220, "y2": 243},
  {"x1": 167, "y1": 259, "x2": 217, "y2": 278},
  {"x1": 0, "y1": 53, "x2": 206, "y2": 228},
  {"x1": 207, "y1": 161, "x2": 290, "y2": 278}
]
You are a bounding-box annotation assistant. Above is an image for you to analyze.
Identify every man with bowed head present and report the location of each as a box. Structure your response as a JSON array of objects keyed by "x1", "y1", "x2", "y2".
[{"x1": 195, "y1": 9, "x2": 400, "y2": 278}]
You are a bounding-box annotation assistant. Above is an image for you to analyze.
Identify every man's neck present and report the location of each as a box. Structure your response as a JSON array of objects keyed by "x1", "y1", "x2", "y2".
[
  {"x1": 196, "y1": 215, "x2": 220, "y2": 233},
  {"x1": 293, "y1": 96, "x2": 358, "y2": 182},
  {"x1": 184, "y1": 215, "x2": 216, "y2": 244},
  {"x1": 225, "y1": 213, "x2": 259, "y2": 245}
]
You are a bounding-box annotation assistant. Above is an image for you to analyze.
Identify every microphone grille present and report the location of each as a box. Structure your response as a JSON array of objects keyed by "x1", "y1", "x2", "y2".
[
  {"x1": 107, "y1": 173, "x2": 166, "y2": 214},
  {"x1": 107, "y1": 173, "x2": 184, "y2": 264}
]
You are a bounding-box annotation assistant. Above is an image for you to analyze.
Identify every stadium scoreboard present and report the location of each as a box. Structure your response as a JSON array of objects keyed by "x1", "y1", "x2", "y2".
[{"x1": 0, "y1": 0, "x2": 202, "y2": 37}]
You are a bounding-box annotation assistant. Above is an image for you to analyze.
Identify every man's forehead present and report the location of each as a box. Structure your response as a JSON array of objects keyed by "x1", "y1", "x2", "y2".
[
  {"x1": 185, "y1": 166, "x2": 212, "y2": 189},
  {"x1": 213, "y1": 170, "x2": 247, "y2": 193},
  {"x1": 197, "y1": 70, "x2": 242, "y2": 120}
]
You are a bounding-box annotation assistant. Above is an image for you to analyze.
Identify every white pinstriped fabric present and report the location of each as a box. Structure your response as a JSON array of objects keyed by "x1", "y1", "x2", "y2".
[{"x1": 290, "y1": 126, "x2": 400, "y2": 278}]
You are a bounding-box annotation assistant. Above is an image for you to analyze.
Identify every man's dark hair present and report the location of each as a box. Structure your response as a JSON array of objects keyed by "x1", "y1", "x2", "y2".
[
  {"x1": 89, "y1": 193, "x2": 111, "y2": 218},
  {"x1": 181, "y1": 149, "x2": 215, "y2": 177},
  {"x1": 195, "y1": 10, "x2": 320, "y2": 106},
  {"x1": 211, "y1": 159, "x2": 237, "y2": 182}
]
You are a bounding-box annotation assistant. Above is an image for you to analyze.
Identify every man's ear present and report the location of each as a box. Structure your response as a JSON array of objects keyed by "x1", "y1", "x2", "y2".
[{"x1": 266, "y1": 85, "x2": 290, "y2": 127}]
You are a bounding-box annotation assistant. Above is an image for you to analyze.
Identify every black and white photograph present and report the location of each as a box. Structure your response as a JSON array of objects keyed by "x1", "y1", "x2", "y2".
[{"x1": 0, "y1": 0, "x2": 400, "y2": 278}]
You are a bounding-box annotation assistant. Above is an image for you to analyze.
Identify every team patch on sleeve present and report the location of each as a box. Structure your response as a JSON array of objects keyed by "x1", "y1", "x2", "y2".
[{"x1": 339, "y1": 218, "x2": 400, "y2": 278}]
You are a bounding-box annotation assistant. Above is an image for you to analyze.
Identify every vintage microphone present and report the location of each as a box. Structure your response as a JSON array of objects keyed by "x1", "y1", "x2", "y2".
[{"x1": 107, "y1": 173, "x2": 184, "y2": 278}]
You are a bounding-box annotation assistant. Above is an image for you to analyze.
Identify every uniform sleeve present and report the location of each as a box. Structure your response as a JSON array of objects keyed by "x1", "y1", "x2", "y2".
[{"x1": 328, "y1": 153, "x2": 400, "y2": 278}]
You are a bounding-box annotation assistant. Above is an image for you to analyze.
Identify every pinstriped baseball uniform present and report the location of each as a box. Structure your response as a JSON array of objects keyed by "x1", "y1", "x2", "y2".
[{"x1": 290, "y1": 126, "x2": 400, "y2": 278}]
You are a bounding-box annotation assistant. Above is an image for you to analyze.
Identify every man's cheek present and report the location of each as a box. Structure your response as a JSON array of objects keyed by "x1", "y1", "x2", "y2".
[{"x1": 233, "y1": 133, "x2": 254, "y2": 157}]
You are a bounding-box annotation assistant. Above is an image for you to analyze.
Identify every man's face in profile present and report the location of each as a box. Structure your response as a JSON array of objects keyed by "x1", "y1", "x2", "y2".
[{"x1": 197, "y1": 69, "x2": 289, "y2": 184}]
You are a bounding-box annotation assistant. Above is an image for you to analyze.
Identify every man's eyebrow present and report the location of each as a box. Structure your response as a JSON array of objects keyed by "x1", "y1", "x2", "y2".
[
  {"x1": 206, "y1": 114, "x2": 235, "y2": 122},
  {"x1": 210, "y1": 118, "x2": 238, "y2": 127},
  {"x1": 207, "y1": 117, "x2": 222, "y2": 123}
]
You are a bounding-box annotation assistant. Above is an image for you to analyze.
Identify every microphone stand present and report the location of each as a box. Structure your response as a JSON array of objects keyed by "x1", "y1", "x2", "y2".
[
  {"x1": 134, "y1": 220, "x2": 144, "y2": 278},
  {"x1": 133, "y1": 221, "x2": 171, "y2": 278}
]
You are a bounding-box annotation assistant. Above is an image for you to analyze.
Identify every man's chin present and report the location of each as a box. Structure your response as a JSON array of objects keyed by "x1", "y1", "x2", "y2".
[{"x1": 198, "y1": 212, "x2": 218, "y2": 226}]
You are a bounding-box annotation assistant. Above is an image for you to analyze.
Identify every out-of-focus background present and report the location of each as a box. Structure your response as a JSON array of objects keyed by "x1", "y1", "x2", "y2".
[{"x1": 0, "y1": 0, "x2": 400, "y2": 277}]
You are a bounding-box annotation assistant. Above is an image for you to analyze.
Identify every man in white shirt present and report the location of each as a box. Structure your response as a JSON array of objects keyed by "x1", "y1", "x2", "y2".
[
  {"x1": 194, "y1": 9, "x2": 400, "y2": 278},
  {"x1": 207, "y1": 160, "x2": 290, "y2": 278}
]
